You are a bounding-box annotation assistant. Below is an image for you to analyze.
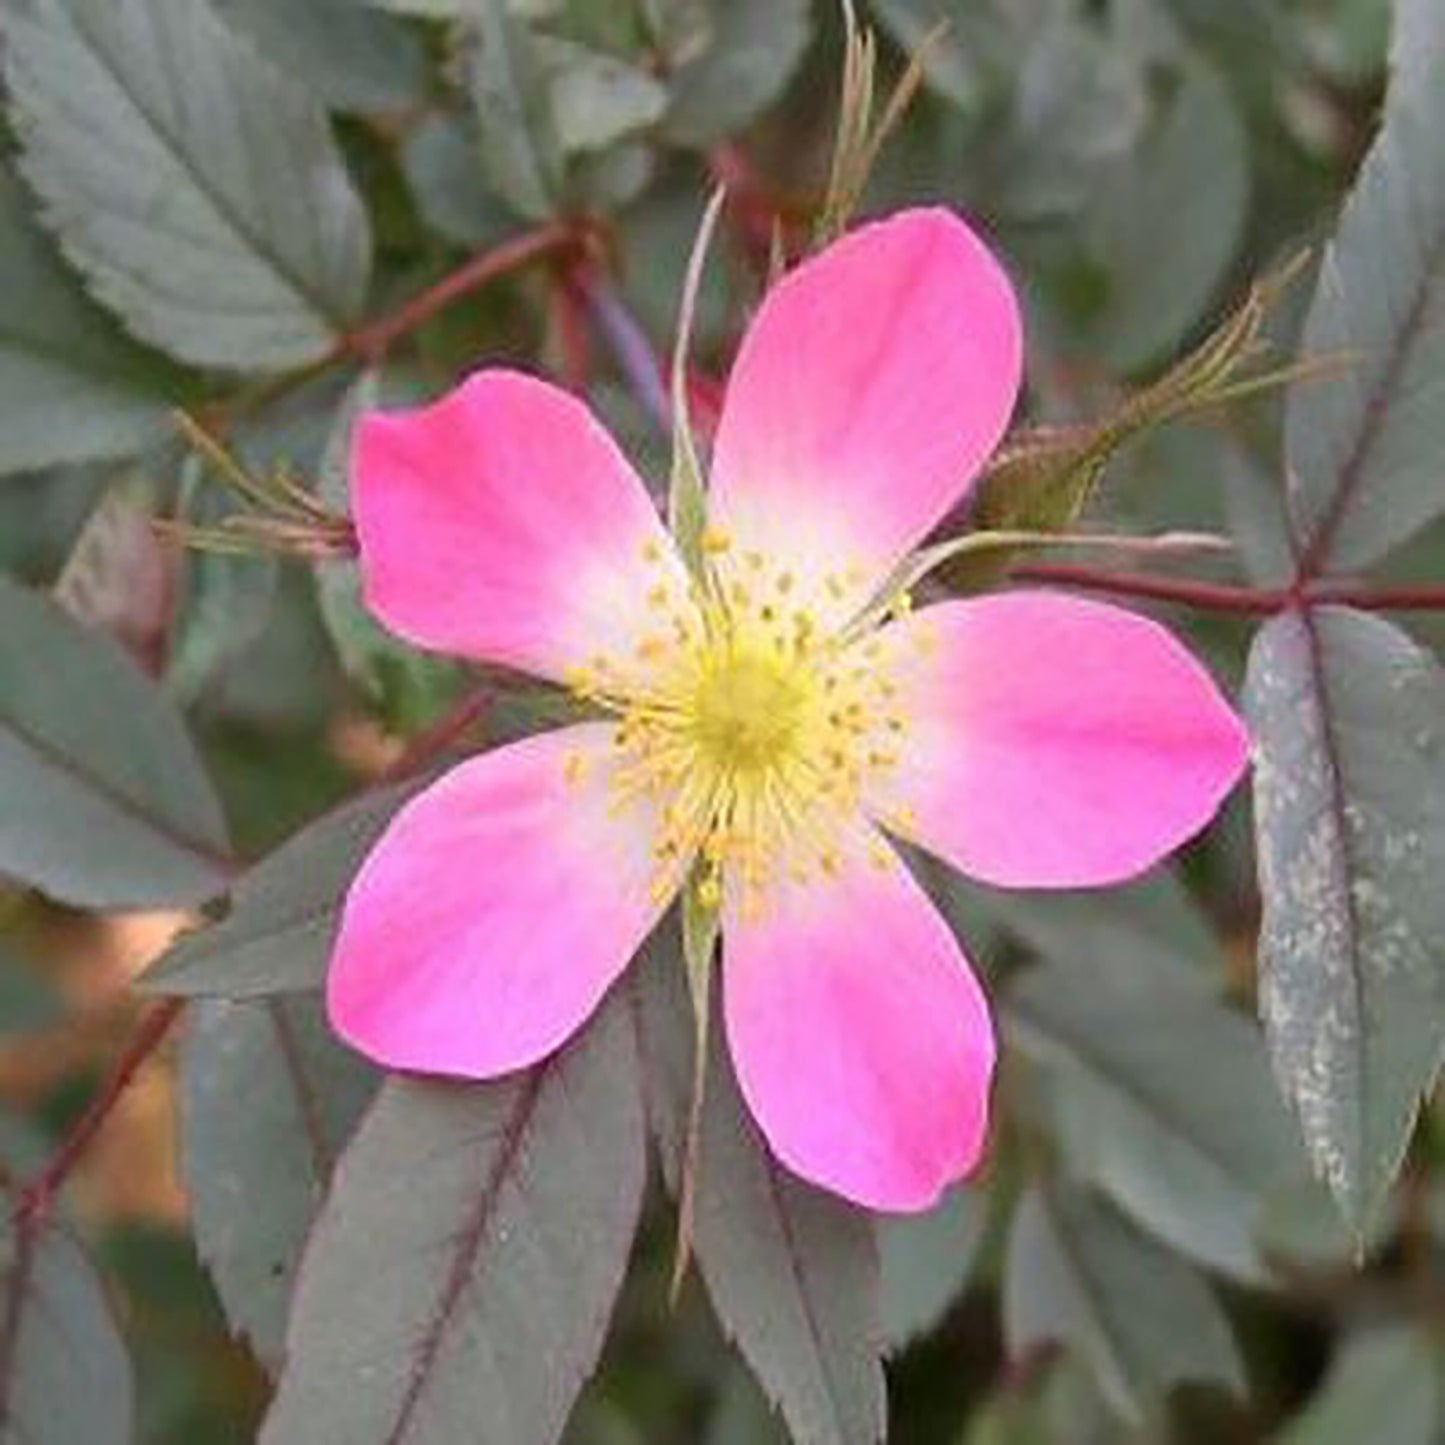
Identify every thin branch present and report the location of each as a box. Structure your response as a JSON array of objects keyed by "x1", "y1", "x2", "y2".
[
  {"x1": 1008, "y1": 562, "x2": 1288, "y2": 615},
  {"x1": 14, "y1": 999, "x2": 186, "y2": 1228},
  {"x1": 375, "y1": 688, "x2": 494, "y2": 785},
  {"x1": 1010, "y1": 562, "x2": 1445, "y2": 617},
  {"x1": 341, "y1": 221, "x2": 582, "y2": 365},
  {"x1": 1311, "y1": 581, "x2": 1445, "y2": 612}
]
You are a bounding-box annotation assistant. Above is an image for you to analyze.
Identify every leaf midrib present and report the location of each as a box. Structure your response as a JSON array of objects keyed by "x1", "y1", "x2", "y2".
[
  {"x1": 0, "y1": 703, "x2": 228, "y2": 875},
  {"x1": 383, "y1": 1071, "x2": 545, "y2": 1445},
  {"x1": 1293, "y1": 134, "x2": 1445, "y2": 579}
]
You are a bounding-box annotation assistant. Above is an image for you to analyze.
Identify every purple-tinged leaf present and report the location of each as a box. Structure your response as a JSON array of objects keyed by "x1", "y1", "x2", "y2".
[
  {"x1": 634, "y1": 931, "x2": 886, "y2": 1445},
  {"x1": 260, "y1": 987, "x2": 646, "y2": 1444}
]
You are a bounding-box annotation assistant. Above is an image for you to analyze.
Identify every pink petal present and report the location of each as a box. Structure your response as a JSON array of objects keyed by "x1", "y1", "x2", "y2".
[
  {"x1": 707, "y1": 208, "x2": 1022, "y2": 622},
  {"x1": 327, "y1": 724, "x2": 678, "y2": 1077},
  {"x1": 723, "y1": 835, "x2": 996, "y2": 1212},
  {"x1": 866, "y1": 593, "x2": 1251, "y2": 888},
  {"x1": 353, "y1": 369, "x2": 692, "y2": 683}
]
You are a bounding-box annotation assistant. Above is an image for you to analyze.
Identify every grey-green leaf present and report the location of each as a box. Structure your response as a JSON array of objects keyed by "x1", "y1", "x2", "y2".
[
  {"x1": 0, "y1": 164, "x2": 181, "y2": 476},
  {"x1": 1279, "y1": 1326, "x2": 1442, "y2": 1445},
  {"x1": 211, "y1": 0, "x2": 427, "y2": 112},
  {"x1": 0, "y1": 573, "x2": 230, "y2": 908},
  {"x1": 1282, "y1": 0, "x2": 1445, "y2": 575},
  {"x1": 636, "y1": 934, "x2": 886, "y2": 1445},
  {"x1": 165, "y1": 458, "x2": 281, "y2": 705},
  {"x1": 260, "y1": 989, "x2": 646, "y2": 1445},
  {"x1": 538, "y1": 36, "x2": 669, "y2": 155},
  {"x1": 1003, "y1": 1184, "x2": 1243, "y2": 1425},
  {"x1": 402, "y1": 116, "x2": 522, "y2": 250},
  {"x1": 142, "y1": 782, "x2": 418, "y2": 997},
  {"x1": 877, "y1": 1185, "x2": 986, "y2": 1351},
  {"x1": 466, "y1": 0, "x2": 565, "y2": 221},
  {"x1": 1008, "y1": 960, "x2": 1301, "y2": 1283},
  {"x1": 661, "y1": 0, "x2": 813, "y2": 147},
  {"x1": 1076, "y1": 58, "x2": 1249, "y2": 373},
  {"x1": 0, "y1": 1208, "x2": 133, "y2": 1445},
  {"x1": 1246, "y1": 607, "x2": 1445, "y2": 1232},
  {"x1": 4, "y1": 0, "x2": 372, "y2": 370},
  {"x1": 0, "y1": 946, "x2": 63, "y2": 1039},
  {"x1": 183, "y1": 994, "x2": 378, "y2": 1369}
]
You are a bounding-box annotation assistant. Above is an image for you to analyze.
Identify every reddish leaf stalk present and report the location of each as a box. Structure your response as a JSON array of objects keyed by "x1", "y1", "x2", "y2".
[
  {"x1": 14, "y1": 998, "x2": 186, "y2": 1230},
  {"x1": 376, "y1": 688, "x2": 494, "y2": 785},
  {"x1": 1009, "y1": 562, "x2": 1445, "y2": 617},
  {"x1": 341, "y1": 221, "x2": 583, "y2": 365}
]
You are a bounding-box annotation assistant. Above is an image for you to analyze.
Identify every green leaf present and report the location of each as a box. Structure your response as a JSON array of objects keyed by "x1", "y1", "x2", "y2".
[
  {"x1": 0, "y1": 946, "x2": 64, "y2": 1039},
  {"x1": 1074, "y1": 59, "x2": 1249, "y2": 373},
  {"x1": 635, "y1": 933, "x2": 886, "y2": 1445},
  {"x1": 466, "y1": 0, "x2": 566, "y2": 221},
  {"x1": 142, "y1": 782, "x2": 417, "y2": 997},
  {"x1": 708, "y1": 1362, "x2": 791, "y2": 1445},
  {"x1": 211, "y1": 0, "x2": 427, "y2": 112},
  {"x1": 1003, "y1": 1184, "x2": 1243, "y2": 1425},
  {"x1": 165, "y1": 458, "x2": 281, "y2": 705},
  {"x1": 260, "y1": 989, "x2": 646, "y2": 1445},
  {"x1": 0, "y1": 164, "x2": 181, "y2": 476},
  {"x1": 402, "y1": 115, "x2": 523, "y2": 250},
  {"x1": 1009, "y1": 960, "x2": 1301, "y2": 1283},
  {"x1": 868, "y1": 0, "x2": 985, "y2": 112},
  {"x1": 5, "y1": 0, "x2": 372, "y2": 370},
  {"x1": 991, "y1": 15, "x2": 1145, "y2": 222},
  {"x1": 1279, "y1": 1326, "x2": 1442, "y2": 1445},
  {"x1": 0, "y1": 573, "x2": 230, "y2": 908},
  {"x1": 970, "y1": 867, "x2": 1221, "y2": 990},
  {"x1": 877, "y1": 1184, "x2": 986, "y2": 1351},
  {"x1": 661, "y1": 0, "x2": 813, "y2": 147},
  {"x1": 1283, "y1": 0, "x2": 1445, "y2": 575},
  {"x1": 1245, "y1": 607, "x2": 1445, "y2": 1231},
  {"x1": 964, "y1": 1356, "x2": 1124, "y2": 1445},
  {"x1": 182, "y1": 994, "x2": 378, "y2": 1369},
  {"x1": 0, "y1": 1206, "x2": 133, "y2": 1445},
  {"x1": 538, "y1": 36, "x2": 668, "y2": 154}
]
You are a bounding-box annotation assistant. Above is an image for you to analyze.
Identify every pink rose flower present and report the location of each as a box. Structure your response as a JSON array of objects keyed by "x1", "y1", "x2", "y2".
[{"x1": 326, "y1": 208, "x2": 1249, "y2": 1212}]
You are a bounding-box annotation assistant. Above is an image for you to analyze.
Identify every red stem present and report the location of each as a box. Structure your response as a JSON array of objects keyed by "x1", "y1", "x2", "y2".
[
  {"x1": 1311, "y1": 581, "x2": 1445, "y2": 611},
  {"x1": 1009, "y1": 562, "x2": 1445, "y2": 617},
  {"x1": 15, "y1": 998, "x2": 185, "y2": 1228},
  {"x1": 341, "y1": 222, "x2": 582, "y2": 364},
  {"x1": 376, "y1": 688, "x2": 494, "y2": 786},
  {"x1": 1009, "y1": 563, "x2": 1287, "y2": 614}
]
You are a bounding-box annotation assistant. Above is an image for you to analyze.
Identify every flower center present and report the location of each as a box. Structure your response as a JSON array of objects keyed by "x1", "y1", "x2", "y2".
[
  {"x1": 564, "y1": 530, "x2": 919, "y2": 918},
  {"x1": 690, "y1": 643, "x2": 806, "y2": 773}
]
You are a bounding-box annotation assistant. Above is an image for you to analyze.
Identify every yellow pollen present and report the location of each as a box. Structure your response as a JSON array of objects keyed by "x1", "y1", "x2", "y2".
[{"x1": 691, "y1": 644, "x2": 804, "y2": 772}]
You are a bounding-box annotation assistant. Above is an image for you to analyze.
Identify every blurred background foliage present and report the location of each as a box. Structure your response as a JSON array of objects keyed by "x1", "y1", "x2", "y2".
[{"x1": 3, "y1": 0, "x2": 1444, "y2": 1441}]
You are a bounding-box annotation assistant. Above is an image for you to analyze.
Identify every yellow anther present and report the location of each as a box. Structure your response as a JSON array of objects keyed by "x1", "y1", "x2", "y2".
[
  {"x1": 889, "y1": 590, "x2": 914, "y2": 620},
  {"x1": 701, "y1": 525, "x2": 733, "y2": 554},
  {"x1": 646, "y1": 583, "x2": 669, "y2": 608},
  {"x1": 745, "y1": 550, "x2": 765, "y2": 571},
  {"x1": 776, "y1": 571, "x2": 794, "y2": 594},
  {"x1": 697, "y1": 874, "x2": 722, "y2": 910},
  {"x1": 642, "y1": 539, "x2": 663, "y2": 563}
]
